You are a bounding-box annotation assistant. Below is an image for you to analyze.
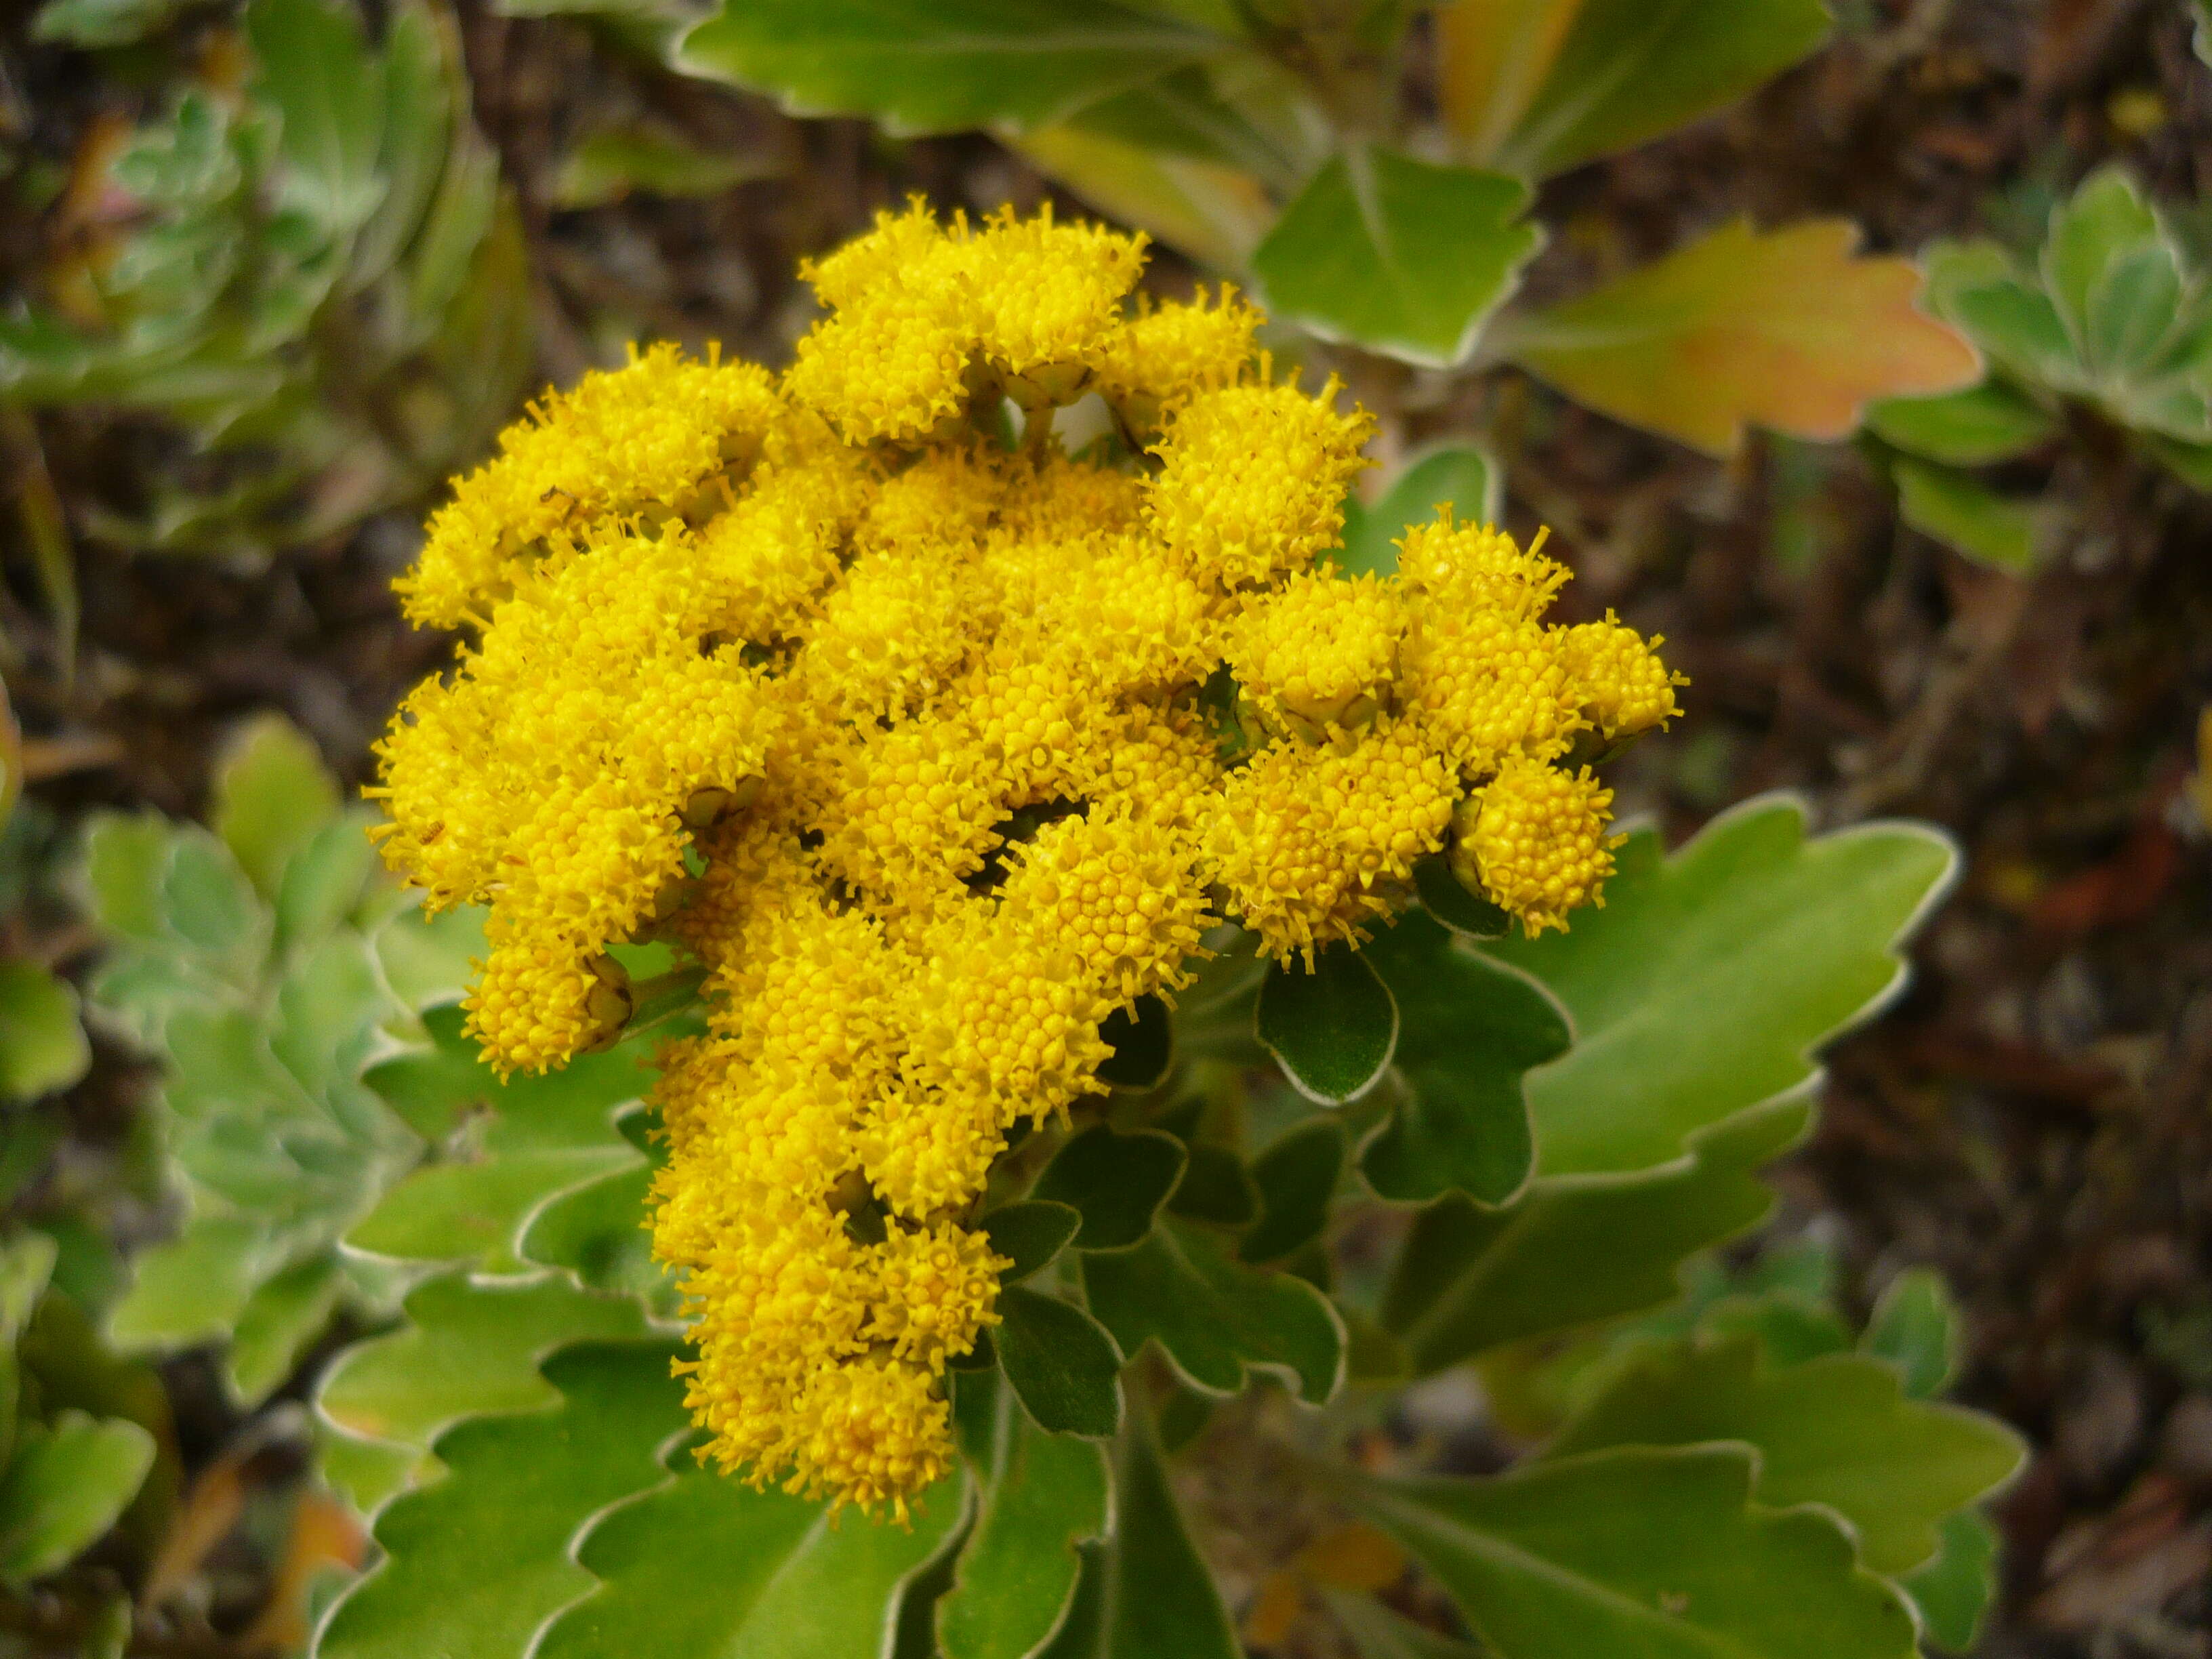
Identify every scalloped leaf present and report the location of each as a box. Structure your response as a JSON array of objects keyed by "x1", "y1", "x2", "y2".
[
  {"x1": 1547, "y1": 1334, "x2": 2024, "y2": 1576},
  {"x1": 1861, "y1": 1269, "x2": 1960, "y2": 1402},
  {"x1": 1382, "y1": 1099, "x2": 1807, "y2": 1376},
  {"x1": 996, "y1": 1286, "x2": 1124, "y2": 1438},
  {"x1": 348, "y1": 1004, "x2": 651, "y2": 1273},
  {"x1": 1080, "y1": 1218, "x2": 1342, "y2": 1402},
  {"x1": 1240, "y1": 1118, "x2": 1345, "y2": 1265},
  {"x1": 1503, "y1": 220, "x2": 1980, "y2": 456},
  {"x1": 1353, "y1": 1446, "x2": 1918, "y2": 1659},
  {"x1": 1900, "y1": 1509, "x2": 1999, "y2": 1652},
  {"x1": 541, "y1": 1441, "x2": 968, "y2": 1659},
  {"x1": 984, "y1": 1203, "x2": 1084, "y2": 1284},
  {"x1": 1490, "y1": 796, "x2": 1957, "y2": 1179},
  {"x1": 213, "y1": 714, "x2": 341, "y2": 901},
  {"x1": 1257, "y1": 943, "x2": 1397, "y2": 1106},
  {"x1": 317, "y1": 1340, "x2": 687, "y2": 1659},
  {"x1": 1359, "y1": 912, "x2": 1570, "y2": 1206},
  {"x1": 1039, "y1": 1406, "x2": 1238, "y2": 1659},
  {"x1": 0, "y1": 1410, "x2": 156, "y2": 1585},
  {"x1": 1033, "y1": 1126, "x2": 1187, "y2": 1252},
  {"x1": 316, "y1": 1271, "x2": 653, "y2": 1513},
  {"x1": 1251, "y1": 146, "x2": 1540, "y2": 368},
  {"x1": 676, "y1": 0, "x2": 1225, "y2": 138},
  {"x1": 940, "y1": 1369, "x2": 1110, "y2": 1659}
]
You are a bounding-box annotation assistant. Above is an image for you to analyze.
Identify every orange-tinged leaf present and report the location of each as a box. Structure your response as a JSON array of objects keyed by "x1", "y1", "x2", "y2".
[
  {"x1": 1297, "y1": 1522, "x2": 1408, "y2": 1591},
  {"x1": 1437, "y1": 0, "x2": 1584, "y2": 165},
  {"x1": 1502, "y1": 218, "x2": 1981, "y2": 455},
  {"x1": 1244, "y1": 1570, "x2": 1305, "y2": 1647}
]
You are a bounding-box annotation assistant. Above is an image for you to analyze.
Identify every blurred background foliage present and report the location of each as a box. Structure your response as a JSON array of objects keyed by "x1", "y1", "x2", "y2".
[{"x1": 1, "y1": 0, "x2": 2211, "y2": 1655}]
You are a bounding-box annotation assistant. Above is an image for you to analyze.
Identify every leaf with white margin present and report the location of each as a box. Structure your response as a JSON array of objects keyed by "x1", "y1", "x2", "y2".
[
  {"x1": 316, "y1": 1340, "x2": 688, "y2": 1659},
  {"x1": 937, "y1": 1368, "x2": 1110, "y2": 1659},
  {"x1": 1490, "y1": 795, "x2": 1957, "y2": 1179},
  {"x1": 315, "y1": 1270, "x2": 655, "y2": 1513},
  {"x1": 1384, "y1": 1098, "x2": 1806, "y2": 1376},
  {"x1": 1081, "y1": 1217, "x2": 1342, "y2": 1403},
  {"x1": 1546, "y1": 1333, "x2": 2024, "y2": 1576},
  {"x1": 1352, "y1": 1445, "x2": 1918, "y2": 1659}
]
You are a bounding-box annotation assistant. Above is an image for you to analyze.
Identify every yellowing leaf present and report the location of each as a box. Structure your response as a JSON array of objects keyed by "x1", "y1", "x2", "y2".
[
  {"x1": 1502, "y1": 219, "x2": 1980, "y2": 455},
  {"x1": 1013, "y1": 121, "x2": 1273, "y2": 272}
]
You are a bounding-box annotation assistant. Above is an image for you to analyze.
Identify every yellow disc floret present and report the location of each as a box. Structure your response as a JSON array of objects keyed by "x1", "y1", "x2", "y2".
[{"x1": 369, "y1": 199, "x2": 1678, "y2": 1517}]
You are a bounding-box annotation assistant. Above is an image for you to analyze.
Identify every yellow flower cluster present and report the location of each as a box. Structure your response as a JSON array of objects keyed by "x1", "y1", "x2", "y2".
[{"x1": 369, "y1": 201, "x2": 1680, "y2": 1515}]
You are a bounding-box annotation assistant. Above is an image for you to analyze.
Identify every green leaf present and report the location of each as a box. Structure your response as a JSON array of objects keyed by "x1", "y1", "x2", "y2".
[
  {"x1": 246, "y1": 0, "x2": 388, "y2": 233},
  {"x1": 996, "y1": 1286, "x2": 1124, "y2": 1437},
  {"x1": 1439, "y1": 0, "x2": 1832, "y2": 181},
  {"x1": 276, "y1": 815, "x2": 382, "y2": 953},
  {"x1": 1864, "y1": 380, "x2": 2057, "y2": 466},
  {"x1": 1256, "y1": 943, "x2": 1397, "y2": 1106},
  {"x1": 1032, "y1": 1125, "x2": 1187, "y2": 1252},
  {"x1": 1240, "y1": 1118, "x2": 1344, "y2": 1265},
  {"x1": 1081, "y1": 1218, "x2": 1342, "y2": 1402},
  {"x1": 1412, "y1": 856, "x2": 1513, "y2": 939},
  {"x1": 550, "y1": 126, "x2": 772, "y2": 210},
  {"x1": 106, "y1": 1214, "x2": 274, "y2": 1351},
  {"x1": 0, "y1": 1410, "x2": 156, "y2": 1586},
  {"x1": 1096, "y1": 995, "x2": 1172, "y2": 1092},
  {"x1": 319, "y1": 1340, "x2": 688, "y2": 1659},
  {"x1": 1040, "y1": 1406, "x2": 1238, "y2": 1659},
  {"x1": 1382, "y1": 1098, "x2": 1807, "y2": 1375},
  {"x1": 373, "y1": 901, "x2": 487, "y2": 1016},
  {"x1": 1490, "y1": 796, "x2": 1957, "y2": 1179},
  {"x1": 1338, "y1": 448, "x2": 1501, "y2": 580},
  {"x1": 1252, "y1": 146, "x2": 1539, "y2": 368},
  {"x1": 676, "y1": 0, "x2": 1224, "y2": 138},
  {"x1": 1890, "y1": 457, "x2": 2043, "y2": 573},
  {"x1": 224, "y1": 1251, "x2": 343, "y2": 1406},
  {"x1": 2044, "y1": 166, "x2": 2162, "y2": 359},
  {"x1": 1860, "y1": 1269, "x2": 1960, "y2": 1401},
  {"x1": 540, "y1": 1452, "x2": 970, "y2": 1659},
  {"x1": 0, "y1": 962, "x2": 89, "y2": 1103},
  {"x1": 348, "y1": 1006, "x2": 651, "y2": 1272},
  {"x1": 1359, "y1": 912, "x2": 1569, "y2": 1206},
  {"x1": 1547, "y1": 1334, "x2": 2024, "y2": 1576},
  {"x1": 1010, "y1": 122, "x2": 1274, "y2": 272},
  {"x1": 1164, "y1": 1139, "x2": 1256, "y2": 1227},
  {"x1": 345, "y1": 0, "x2": 452, "y2": 291},
  {"x1": 1899, "y1": 1510, "x2": 1999, "y2": 1652},
  {"x1": 1353, "y1": 1446, "x2": 1918, "y2": 1659},
  {"x1": 79, "y1": 815, "x2": 171, "y2": 945},
  {"x1": 213, "y1": 714, "x2": 340, "y2": 902},
  {"x1": 940, "y1": 1369, "x2": 1111, "y2": 1659},
  {"x1": 520, "y1": 1163, "x2": 672, "y2": 1306},
  {"x1": 984, "y1": 1203, "x2": 1084, "y2": 1284},
  {"x1": 29, "y1": 0, "x2": 183, "y2": 47},
  {"x1": 316, "y1": 1271, "x2": 654, "y2": 1511}
]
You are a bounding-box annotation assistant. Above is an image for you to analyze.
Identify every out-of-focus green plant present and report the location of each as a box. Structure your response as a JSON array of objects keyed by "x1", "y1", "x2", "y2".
[
  {"x1": 0, "y1": 678, "x2": 91, "y2": 1113},
  {"x1": 77, "y1": 716, "x2": 487, "y2": 1406},
  {"x1": 1, "y1": 0, "x2": 532, "y2": 560},
  {"x1": 1868, "y1": 167, "x2": 2212, "y2": 571},
  {"x1": 669, "y1": 0, "x2": 1978, "y2": 464},
  {"x1": 0, "y1": 1232, "x2": 159, "y2": 1599}
]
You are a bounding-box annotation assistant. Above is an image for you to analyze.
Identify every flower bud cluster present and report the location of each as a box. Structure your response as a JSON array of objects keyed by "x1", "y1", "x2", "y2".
[{"x1": 371, "y1": 201, "x2": 1680, "y2": 1513}]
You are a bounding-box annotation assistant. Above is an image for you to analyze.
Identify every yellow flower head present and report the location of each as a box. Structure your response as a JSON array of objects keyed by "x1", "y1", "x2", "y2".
[
  {"x1": 1228, "y1": 569, "x2": 1406, "y2": 737},
  {"x1": 371, "y1": 201, "x2": 1677, "y2": 1515}
]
